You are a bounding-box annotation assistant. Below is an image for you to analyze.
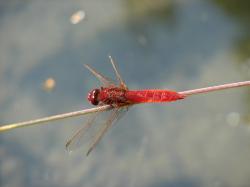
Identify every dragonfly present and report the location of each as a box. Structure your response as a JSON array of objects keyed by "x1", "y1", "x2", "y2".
[
  {"x1": 1, "y1": 57, "x2": 249, "y2": 156},
  {"x1": 65, "y1": 56, "x2": 186, "y2": 156}
]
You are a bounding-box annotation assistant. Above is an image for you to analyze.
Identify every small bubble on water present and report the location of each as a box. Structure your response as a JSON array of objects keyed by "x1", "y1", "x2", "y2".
[
  {"x1": 70, "y1": 10, "x2": 86, "y2": 24},
  {"x1": 137, "y1": 35, "x2": 147, "y2": 46},
  {"x1": 43, "y1": 77, "x2": 56, "y2": 92},
  {"x1": 226, "y1": 112, "x2": 240, "y2": 127}
]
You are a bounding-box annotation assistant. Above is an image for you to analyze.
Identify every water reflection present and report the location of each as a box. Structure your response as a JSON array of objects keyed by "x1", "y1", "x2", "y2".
[
  {"x1": 0, "y1": 1, "x2": 250, "y2": 187},
  {"x1": 212, "y1": 0, "x2": 250, "y2": 62},
  {"x1": 212, "y1": 0, "x2": 250, "y2": 121}
]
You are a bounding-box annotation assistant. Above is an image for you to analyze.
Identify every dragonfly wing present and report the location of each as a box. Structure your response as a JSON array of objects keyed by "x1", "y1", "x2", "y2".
[
  {"x1": 86, "y1": 106, "x2": 129, "y2": 156},
  {"x1": 108, "y1": 56, "x2": 128, "y2": 90},
  {"x1": 65, "y1": 106, "x2": 129, "y2": 155},
  {"x1": 84, "y1": 64, "x2": 116, "y2": 87},
  {"x1": 65, "y1": 112, "x2": 100, "y2": 152}
]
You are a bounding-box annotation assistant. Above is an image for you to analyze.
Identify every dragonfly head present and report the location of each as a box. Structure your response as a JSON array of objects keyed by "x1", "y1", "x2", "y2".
[{"x1": 87, "y1": 89, "x2": 100, "y2": 105}]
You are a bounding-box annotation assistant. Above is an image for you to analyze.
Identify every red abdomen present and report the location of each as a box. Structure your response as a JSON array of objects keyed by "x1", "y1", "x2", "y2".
[{"x1": 125, "y1": 89, "x2": 185, "y2": 104}]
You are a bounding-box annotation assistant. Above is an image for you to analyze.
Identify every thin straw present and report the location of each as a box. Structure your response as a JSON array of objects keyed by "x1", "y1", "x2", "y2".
[
  {"x1": 0, "y1": 80, "x2": 249, "y2": 132},
  {"x1": 0, "y1": 105, "x2": 111, "y2": 132},
  {"x1": 179, "y1": 81, "x2": 250, "y2": 96}
]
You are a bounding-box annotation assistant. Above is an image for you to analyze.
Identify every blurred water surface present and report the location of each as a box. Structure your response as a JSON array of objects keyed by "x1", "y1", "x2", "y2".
[{"x1": 0, "y1": 0, "x2": 250, "y2": 187}]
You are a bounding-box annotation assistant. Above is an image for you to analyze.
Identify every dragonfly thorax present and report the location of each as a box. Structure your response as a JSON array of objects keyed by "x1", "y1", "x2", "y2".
[{"x1": 87, "y1": 88, "x2": 100, "y2": 105}]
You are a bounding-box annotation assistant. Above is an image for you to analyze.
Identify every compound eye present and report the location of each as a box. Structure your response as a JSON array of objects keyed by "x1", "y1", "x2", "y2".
[{"x1": 87, "y1": 89, "x2": 100, "y2": 105}]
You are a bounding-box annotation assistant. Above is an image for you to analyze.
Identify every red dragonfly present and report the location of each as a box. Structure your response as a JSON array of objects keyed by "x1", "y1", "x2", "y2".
[{"x1": 66, "y1": 56, "x2": 185, "y2": 155}]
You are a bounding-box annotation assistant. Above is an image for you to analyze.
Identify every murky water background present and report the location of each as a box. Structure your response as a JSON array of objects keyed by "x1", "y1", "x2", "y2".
[{"x1": 1, "y1": 0, "x2": 250, "y2": 187}]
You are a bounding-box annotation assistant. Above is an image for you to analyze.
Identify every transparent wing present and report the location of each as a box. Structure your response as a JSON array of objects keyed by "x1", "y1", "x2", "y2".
[
  {"x1": 65, "y1": 112, "x2": 99, "y2": 152},
  {"x1": 65, "y1": 106, "x2": 129, "y2": 156},
  {"x1": 108, "y1": 56, "x2": 128, "y2": 90},
  {"x1": 86, "y1": 106, "x2": 129, "y2": 156},
  {"x1": 84, "y1": 64, "x2": 116, "y2": 87},
  {"x1": 84, "y1": 56, "x2": 129, "y2": 89}
]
